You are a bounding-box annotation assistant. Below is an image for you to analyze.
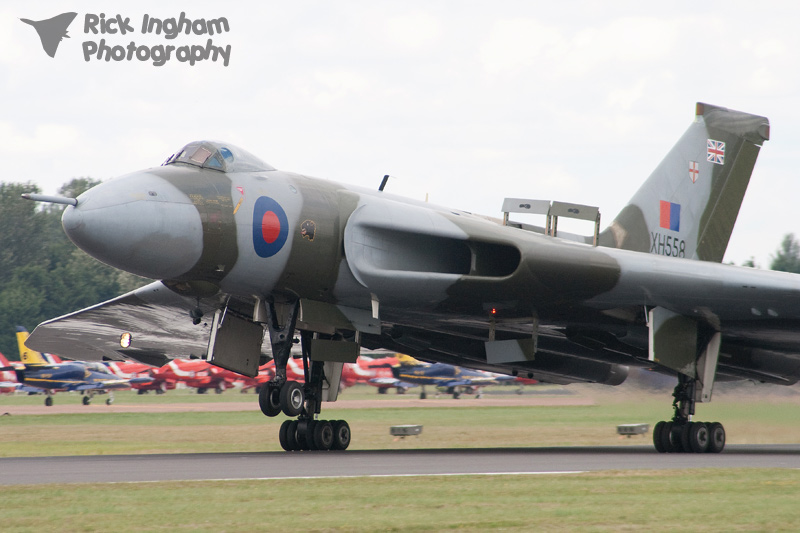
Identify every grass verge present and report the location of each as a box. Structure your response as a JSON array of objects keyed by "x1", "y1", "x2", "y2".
[
  {"x1": 2, "y1": 386, "x2": 800, "y2": 456},
  {"x1": 2, "y1": 469, "x2": 799, "y2": 532}
]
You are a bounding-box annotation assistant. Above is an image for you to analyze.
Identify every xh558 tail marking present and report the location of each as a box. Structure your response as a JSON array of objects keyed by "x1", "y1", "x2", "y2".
[{"x1": 26, "y1": 103, "x2": 793, "y2": 453}]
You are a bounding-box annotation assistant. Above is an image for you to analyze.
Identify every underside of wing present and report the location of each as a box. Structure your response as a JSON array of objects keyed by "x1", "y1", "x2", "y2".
[{"x1": 26, "y1": 282, "x2": 222, "y2": 366}]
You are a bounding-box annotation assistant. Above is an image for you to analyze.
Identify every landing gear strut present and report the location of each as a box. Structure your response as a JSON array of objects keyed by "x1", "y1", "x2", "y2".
[
  {"x1": 258, "y1": 301, "x2": 352, "y2": 451},
  {"x1": 653, "y1": 375, "x2": 725, "y2": 453}
]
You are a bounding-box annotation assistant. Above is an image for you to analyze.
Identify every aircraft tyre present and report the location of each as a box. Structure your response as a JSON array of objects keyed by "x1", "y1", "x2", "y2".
[
  {"x1": 314, "y1": 420, "x2": 334, "y2": 451},
  {"x1": 707, "y1": 422, "x2": 726, "y2": 453},
  {"x1": 82, "y1": 395, "x2": 91, "y2": 406},
  {"x1": 653, "y1": 421, "x2": 666, "y2": 453},
  {"x1": 305, "y1": 420, "x2": 318, "y2": 450},
  {"x1": 259, "y1": 382, "x2": 282, "y2": 417},
  {"x1": 286, "y1": 420, "x2": 301, "y2": 451},
  {"x1": 276, "y1": 419, "x2": 348, "y2": 452},
  {"x1": 45, "y1": 396, "x2": 53, "y2": 407},
  {"x1": 657, "y1": 421, "x2": 675, "y2": 452},
  {"x1": 654, "y1": 420, "x2": 723, "y2": 453},
  {"x1": 296, "y1": 424, "x2": 310, "y2": 451},
  {"x1": 331, "y1": 420, "x2": 351, "y2": 451},
  {"x1": 279, "y1": 420, "x2": 294, "y2": 451},
  {"x1": 106, "y1": 397, "x2": 113, "y2": 406},
  {"x1": 679, "y1": 423, "x2": 693, "y2": 453},
  {"x1": 280, "y1": 381, "x2": 304, "y2": 417},
  {"x1": 686, "y1": 422, "x2": 709, "y2": 453}
]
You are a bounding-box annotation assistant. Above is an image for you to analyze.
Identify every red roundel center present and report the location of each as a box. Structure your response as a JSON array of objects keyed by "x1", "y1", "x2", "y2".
[{"x1": 261, "y1": 211, "x2": 281, "y2": 244}]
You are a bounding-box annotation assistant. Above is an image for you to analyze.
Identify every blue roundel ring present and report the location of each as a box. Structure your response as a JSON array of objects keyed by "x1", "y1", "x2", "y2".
[{"x1": 252, "y1": 196, "x2": 289, "y2": 258}]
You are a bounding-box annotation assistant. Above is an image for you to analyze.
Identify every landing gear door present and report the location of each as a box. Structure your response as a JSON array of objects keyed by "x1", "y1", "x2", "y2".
[
  {"x1": 322, "y1": 361, "x2": 343, "y2": 402},
  {"x1": 207, "y1": 309, "x2": 264, "y2": 378},
  {"x1": 308, "y1": 337, "x2": 359, "y2": 402}
]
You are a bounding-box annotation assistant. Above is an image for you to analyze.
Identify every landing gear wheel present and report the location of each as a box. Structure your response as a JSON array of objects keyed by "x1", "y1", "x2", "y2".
[
  {"x1": 679, "y1": 422, "x2": 693, "y2": 453},
  {"x1": 331, "y1": 420, "x2": 351, "y2": 451},
  {"x1": 45, "y1": 396, "x2": 53, "y2": 407},
  {"x1": 653, "y1": 421, "x2": 666, "y2": 453},
  {"x1": 280, "y1": 381, "x2": 304, "y2": 417},
  {"x1": 707, "y1": 422, "x2": 726, "y2": 453},
  {"x1": 279, "y1": 420, "x2": 293, "y2": 451},
  {"x1": 259, "y1": 382, "x2": 282, "y2": 417},
  {"x1": 305, "y1": 420, "x2": 319, "y2": 450},
  {"x1": 106, "y1": 398, "x2": 113, "y2": 406},
  {"x1": 314, "y1": 420, "x2": 334, "y2": 451},
  {"x1": 687, "y1": 422, "x2": 709, "y2": 453},
  {"x1": 82, "y1": 395, "x2": 91, "y2": 406},
  {"x1": 295, "y1": 422, "x2": 311, "y2": 451},
  {"x1": 285, "y1": 420, "x2": 300, "y2": 451},
  {"x1": 659, "y1": 421, "x2": 676, "y2": 453}
]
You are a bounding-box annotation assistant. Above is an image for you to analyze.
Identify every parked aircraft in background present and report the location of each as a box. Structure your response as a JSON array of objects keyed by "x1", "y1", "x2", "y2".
[
  {"x1": 0, "y1": 352, "x2": 24, "y2": 393},
  {"x1": 27, "y1": 103, "x2": 790, "y2": 454},
  {"x1": 150, "y1": 358, "x2": 237, "y2": 394},
  {"x1": 103, "y1": 361, "x2": 176, "y2": 394},
  {"x1": 237, "y1": 363, "x2": 275, "y2": 393},
  {"x1": 385, "y1": 356, "x2": 514, "y2": 399},
  {"x1": 262, "y1": 354, "x2": 406, "y2": 392},
  {"x1": 348, "y1": 355, "x2": 411, "y2": 393},
  {"x1": 7, "y1": 328, "x2": 137, "y2": 405}
]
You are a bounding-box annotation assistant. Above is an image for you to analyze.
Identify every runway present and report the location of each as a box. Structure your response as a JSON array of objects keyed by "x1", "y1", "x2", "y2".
[{"x1": 2, "y1": 445, "x2": 799, "y2": 485}]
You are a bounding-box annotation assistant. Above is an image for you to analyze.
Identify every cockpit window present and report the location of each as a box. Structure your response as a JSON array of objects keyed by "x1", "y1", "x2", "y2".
[{"x1": 162, "y1": 141, "x2": 275, "y2": 172}]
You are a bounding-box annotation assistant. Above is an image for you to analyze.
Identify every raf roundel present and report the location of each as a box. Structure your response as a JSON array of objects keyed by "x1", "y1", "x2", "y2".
[{"x1": 252, "y1": 196, "x2": 289, "y2": 258}]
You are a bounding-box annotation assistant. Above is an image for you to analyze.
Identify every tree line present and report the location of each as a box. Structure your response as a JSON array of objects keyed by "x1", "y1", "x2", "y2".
[{"x1": 1, "y1": 179, "x2": 799, "y2": 360}]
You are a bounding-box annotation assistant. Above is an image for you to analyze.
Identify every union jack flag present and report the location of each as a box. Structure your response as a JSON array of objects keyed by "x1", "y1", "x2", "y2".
[{"x1": 707, "y1": 139, "x2": 725, "y2": 165}]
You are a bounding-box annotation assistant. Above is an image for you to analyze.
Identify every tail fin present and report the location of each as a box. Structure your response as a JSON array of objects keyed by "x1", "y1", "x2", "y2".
[
  {"x1": 16, "y1": 327, "x2": 48, "y2": 365},
  {"x1": 600, "y1": 102, "x2": 770, "y2": 262},
  {"x1": 395, "y1": 354, "x2": 422, "y2": 366}
]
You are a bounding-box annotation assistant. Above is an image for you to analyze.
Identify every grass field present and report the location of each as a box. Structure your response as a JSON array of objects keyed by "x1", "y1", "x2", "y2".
[
  {"x1": 2, "y1": 470, "x2": 800, "y2": 531},
  {"x1": 2, "y1": 383, "x2": 799, "y2": 456},
  {"x1": 1, "y1": 383, "x2": 799, "y2": 531}
]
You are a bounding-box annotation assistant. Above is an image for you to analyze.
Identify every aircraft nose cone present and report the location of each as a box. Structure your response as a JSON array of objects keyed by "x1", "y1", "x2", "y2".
[{"x1": 62, "y1": 173, "x2": 204, "y2": 280}]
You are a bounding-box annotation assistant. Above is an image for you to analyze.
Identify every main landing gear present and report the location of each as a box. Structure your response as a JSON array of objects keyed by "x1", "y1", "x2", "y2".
[
  {"x1": 258, "y1": 377, "x2": 351, "y2": 451},
  {"x1": 80, "y1": 391, "x2": 115, "y2": 406},
  {"x1": 653, "y1": 375, "x2": 725, "y2": 454},
  {"x1": 258, "y1": 302, "x2": 352, "y2": 452}
]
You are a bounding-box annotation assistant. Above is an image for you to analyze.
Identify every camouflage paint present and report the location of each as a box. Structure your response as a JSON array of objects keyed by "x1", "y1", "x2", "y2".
[{"x1": 154, "y1": 165, "x2": 239, "y2": 290}]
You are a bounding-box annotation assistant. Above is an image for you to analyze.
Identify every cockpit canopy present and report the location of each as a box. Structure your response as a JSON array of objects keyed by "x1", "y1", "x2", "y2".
[{"x1": 163, "y1": 141, "x2": 275, "y2": 173}]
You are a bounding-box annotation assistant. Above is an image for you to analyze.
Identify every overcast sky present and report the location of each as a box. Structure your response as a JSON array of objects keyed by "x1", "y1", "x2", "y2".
[{"x1": 2, "y1": 1, "x2": 798, "y2": 267}]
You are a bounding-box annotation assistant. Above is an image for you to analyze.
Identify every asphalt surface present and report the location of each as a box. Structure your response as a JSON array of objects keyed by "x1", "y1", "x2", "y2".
[{"x1": 2, "y1": 445, "x2": 799, "y2": 485}]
